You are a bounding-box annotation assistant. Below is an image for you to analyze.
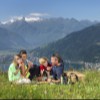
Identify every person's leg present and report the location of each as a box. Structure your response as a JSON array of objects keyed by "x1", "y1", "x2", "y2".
[
  {"x1": 35, "y1": 65, "x2": 40, "y2": 77},
  {"x1": 29, "y1": 67, "x2": 35, "y2": 80},
  {"x1": 29, "y1": 64, "x2": 40, "y2": 80}
]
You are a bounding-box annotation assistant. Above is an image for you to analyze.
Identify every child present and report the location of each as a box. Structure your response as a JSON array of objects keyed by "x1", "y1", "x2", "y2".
[
  {"x1": 8, "y1": 54, "x2": 22, "y2": 82},
  {"x1": 39, "y1": 57, "x2": 52, "y2": 80}
]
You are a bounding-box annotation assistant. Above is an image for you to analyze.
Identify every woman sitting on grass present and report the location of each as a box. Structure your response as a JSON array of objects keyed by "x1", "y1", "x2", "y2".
[
  {"x1": 39, "y1": 57, "x2": 52, "y2": 81},
  {"x1": 8, "y1": 54, "x2": 31, "y2": 84}
]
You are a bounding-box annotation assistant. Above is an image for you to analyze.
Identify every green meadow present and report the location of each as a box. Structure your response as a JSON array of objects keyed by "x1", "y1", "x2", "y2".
[{"x1": 0, "y1": 70, "x2": 100, "y2": 99}]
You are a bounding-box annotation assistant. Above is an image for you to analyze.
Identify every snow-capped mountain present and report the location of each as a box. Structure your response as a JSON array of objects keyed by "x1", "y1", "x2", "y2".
[
  {"x1": 1, "y1": 16, "x2": 42, "y2": 24},
  {"x1": 0, "y1": 16, "x2": 99, "y2": 50}
]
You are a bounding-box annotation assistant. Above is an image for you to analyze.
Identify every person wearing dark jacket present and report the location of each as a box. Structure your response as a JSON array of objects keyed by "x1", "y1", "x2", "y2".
[{"x1": 50, "y1": 53, "x2": 64, "y2": 83}]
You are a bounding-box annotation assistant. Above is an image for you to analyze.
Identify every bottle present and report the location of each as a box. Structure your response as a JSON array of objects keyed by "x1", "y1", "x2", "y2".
[
  {"x1": 63, "y1": 73, "x2": 68, "y2": 84},
  {"x1": 61, "y1": 75, "x2": 63, "y2": 84},
  {"x1": 26, "y1": 59, "x2": 33, "y2": 67}
]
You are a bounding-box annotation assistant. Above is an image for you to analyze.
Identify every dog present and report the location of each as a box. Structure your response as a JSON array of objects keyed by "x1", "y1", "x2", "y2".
[{"x1": 64, "y1": 71, "x2": 85, "y2": 84}]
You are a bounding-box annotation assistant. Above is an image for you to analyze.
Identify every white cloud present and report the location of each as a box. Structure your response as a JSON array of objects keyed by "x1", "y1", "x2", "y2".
[
  {"x1": 29, "y1": 13, "x2": 49, "y2": 17},
  {"x1": 25, "y1": 12, "x2": 48, "y2": 22}
]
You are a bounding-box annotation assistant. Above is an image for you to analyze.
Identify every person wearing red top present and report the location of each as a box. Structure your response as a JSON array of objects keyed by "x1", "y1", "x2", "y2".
[
  {"x1": 39, "y1": 57, "x2": 52, "y2": 79},
  {"x1": 40, "y1": 65, "x2": 46, "y2": 71}
]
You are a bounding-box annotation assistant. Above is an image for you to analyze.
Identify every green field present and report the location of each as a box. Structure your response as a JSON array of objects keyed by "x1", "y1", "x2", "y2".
[{"x1": 0, "y1": 70, "x2": 100, "y2": 99}]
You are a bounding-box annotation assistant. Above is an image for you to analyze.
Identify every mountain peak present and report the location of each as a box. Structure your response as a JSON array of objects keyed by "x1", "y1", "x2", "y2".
[{"x1": 1, "y1": 16, "x2": 42, "y2": 25}]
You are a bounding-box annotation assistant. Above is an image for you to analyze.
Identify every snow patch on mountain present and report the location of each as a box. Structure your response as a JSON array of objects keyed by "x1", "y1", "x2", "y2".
[{"x1": 1, "y1": 13, "x2": 49, "y2": 24}]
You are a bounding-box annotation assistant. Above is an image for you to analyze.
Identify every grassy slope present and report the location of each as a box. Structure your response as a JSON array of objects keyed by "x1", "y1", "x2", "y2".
[{"x1": 0, "y1": 70, "x2": 100, "y2": 99}]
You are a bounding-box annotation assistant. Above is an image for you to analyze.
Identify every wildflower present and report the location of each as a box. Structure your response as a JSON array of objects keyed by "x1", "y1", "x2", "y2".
[{"x1": 44, "y1": 90, "x2": 47, "y2": 95}]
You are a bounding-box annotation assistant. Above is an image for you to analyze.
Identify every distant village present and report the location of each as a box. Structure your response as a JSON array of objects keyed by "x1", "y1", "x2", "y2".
[{"x1": 65, "y1": 60, "x2": 100, "y2": 71}]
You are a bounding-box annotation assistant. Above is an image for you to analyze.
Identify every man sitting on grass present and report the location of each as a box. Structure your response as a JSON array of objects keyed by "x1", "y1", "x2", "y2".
[{"x1": 50, "y1": 53, "x2": 64, "y2": 84}]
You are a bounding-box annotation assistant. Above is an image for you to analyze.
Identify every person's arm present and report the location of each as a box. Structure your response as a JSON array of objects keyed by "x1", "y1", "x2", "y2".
[
  {"x1": 51, "y1": 79, "x2": 61, "y2": 83},
  {"x1": 51, "y1": 66, "x2": 63, "y2": 83},
  {"x1": 20, "y1": 63, "x2": 30, "y2": 77},
  {"x1": 40, "y1": 69, "x2": 44, "y2": 76},
  {"x1": 23, "y1": 62, "x2": 31, "y2": 76},
  {"x1": 47, "y1": 78, "x2": 60, "y2": 83},
  {"x1": 14, "y1": 67, "x2": 20, "y2": 75},
  {"x1": 46, "y1": 67, "x2": 52, "y2": 71},
  {"x1": 20, "y1": 64, "x2": 26, "y2": 77},
  {"x1": 27, "y1": 59, "x2": 33, "y2": 67}
]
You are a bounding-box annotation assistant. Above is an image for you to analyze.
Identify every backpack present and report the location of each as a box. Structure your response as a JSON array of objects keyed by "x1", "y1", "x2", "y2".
[{"x1": 62, "y1": 73, "x2": 68, "y2": 84}]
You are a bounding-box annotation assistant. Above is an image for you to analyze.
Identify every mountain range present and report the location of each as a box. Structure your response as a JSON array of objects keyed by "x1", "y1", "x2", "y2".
[
  {"x1": 31, "y1": 23, "x2": 100, "y2": 62},
  {"x1": 0, "y1": 17, "x2": 98, "y2": 50},
  {"x1": 0, "y1": 27, "x2": 29, "y2": 50}
]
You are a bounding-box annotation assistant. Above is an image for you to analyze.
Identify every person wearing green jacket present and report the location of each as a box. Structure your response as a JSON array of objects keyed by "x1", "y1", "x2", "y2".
[
  {"x1": 8, "y1": 54, "x2": 31, "y2": 84},
  {"x1": 8, "y1": 54, "x2": 21, "y2": 82}
]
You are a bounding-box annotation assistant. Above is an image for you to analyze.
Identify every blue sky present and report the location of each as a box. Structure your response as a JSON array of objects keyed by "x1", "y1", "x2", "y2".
[{"x1": 0, "y1": 0, "x2": 100, "y2": 21}]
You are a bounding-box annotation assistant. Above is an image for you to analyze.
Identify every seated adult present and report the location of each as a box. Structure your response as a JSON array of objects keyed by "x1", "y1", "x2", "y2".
[
  {"x1": 8, "y1": 54, "x2": 31, "y2": 84},
  {"x1": 39, "y1": 57, "x2": 52, "y2": 80},
  {"x1": 19, "y1": 50, "x2": 40, "y2": 80},
  {"x1": 50, "y1": 53, "x2": 64, "y2": 83}
]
